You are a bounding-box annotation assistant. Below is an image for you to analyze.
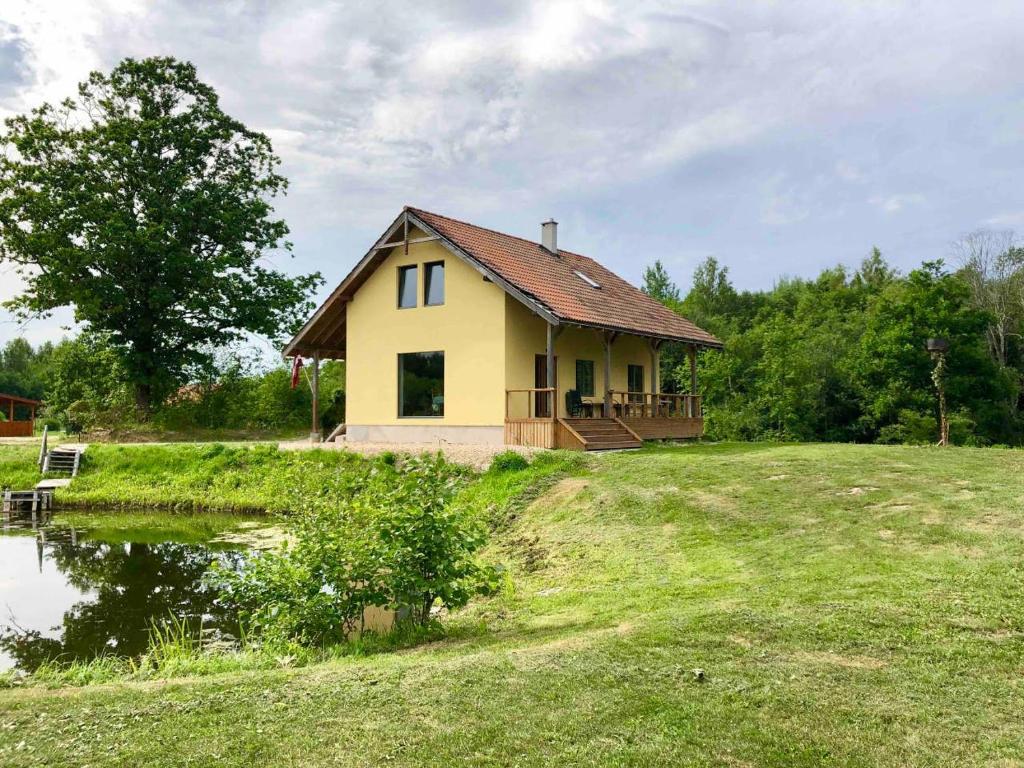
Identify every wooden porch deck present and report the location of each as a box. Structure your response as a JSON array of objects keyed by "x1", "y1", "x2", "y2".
[{"x1": 504, "y1": 389, "x2": 703, "y2": 451}]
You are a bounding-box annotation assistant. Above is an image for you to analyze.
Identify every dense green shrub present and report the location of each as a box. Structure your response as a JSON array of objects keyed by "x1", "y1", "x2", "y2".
[
  {"x1": 153, "y1": 360, "x2": 345, "y2": 434},
  {"x1": 875, "y1": 408, "x2": 982, "y2": 446},
  {"x1": 489, "y1": 451, "x2": 530, "y2": 473},
  {"x1": 212, "y1": 453, "x2": 493, "y2": 645}
]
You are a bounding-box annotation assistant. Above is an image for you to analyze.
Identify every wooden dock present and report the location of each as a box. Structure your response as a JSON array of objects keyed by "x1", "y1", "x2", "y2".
[
  {"x1": 2, "y1": 428, "x2": 87, "y2": 516},
  {"x1": 2, "y1": 488, "x2": 54, "y2": 513}
]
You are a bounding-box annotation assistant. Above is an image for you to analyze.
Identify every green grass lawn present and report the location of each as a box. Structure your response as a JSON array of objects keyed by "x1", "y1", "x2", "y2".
[
  {"x1": 2, "y1": 442, "x2": 1023, "y2": 766},
  {"x1": 0, "y1": 445, "x2": 43, "y2": 491},
  {"x1": 0, "y1": 442, "x2": 378, "y2": 513}
]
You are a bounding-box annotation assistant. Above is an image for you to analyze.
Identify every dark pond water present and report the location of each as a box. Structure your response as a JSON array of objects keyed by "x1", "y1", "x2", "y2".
[{"x1": 0, "y1": 509, "x2": 264, "y2": 674}]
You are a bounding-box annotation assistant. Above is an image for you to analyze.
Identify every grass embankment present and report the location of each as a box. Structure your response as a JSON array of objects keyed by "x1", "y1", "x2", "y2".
[
  {"x1": 0, "y1": 443, "x2": 384, "y2": 513},
  {"x1": 3, "y1": 443, "x2": 1024, "y2": 766},
  {"x1": 0, "y1": 446, "x2": 43, "y2": 491}
]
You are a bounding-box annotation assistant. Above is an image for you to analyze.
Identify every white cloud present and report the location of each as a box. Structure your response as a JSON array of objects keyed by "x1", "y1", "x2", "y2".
[
  {"x1": 759, "y1": 175, "x2": 812, "y2": 227},
  {"x1": 984, "y1": 210, "x2": 1024, "y2": 228},
  {"x1": 2, "y1": 1, "x2": 1024, "y2": 342},
  {"x1": 6, "y1": 0, "x2": 1020, "y2": 205},
  {"x1": 869, "y1": 193, "x2": 926, "y2": 215},
  {"x1": 835, "y1": 161, "x2": 865, "y2": 183}
]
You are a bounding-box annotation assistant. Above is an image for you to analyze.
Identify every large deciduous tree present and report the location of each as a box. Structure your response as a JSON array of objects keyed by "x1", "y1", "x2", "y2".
[
  {"x1": 952, "y1": 229, "x2": 1022, "y2": 367},
  {"x1": 0, "y1": 57, "x2": 322, "y2": 414}
]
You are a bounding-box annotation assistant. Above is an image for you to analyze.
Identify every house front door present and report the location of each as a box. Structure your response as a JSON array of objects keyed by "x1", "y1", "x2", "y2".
[{"x1": 534, "y1": 354, "x2": 557, "y2": 418}]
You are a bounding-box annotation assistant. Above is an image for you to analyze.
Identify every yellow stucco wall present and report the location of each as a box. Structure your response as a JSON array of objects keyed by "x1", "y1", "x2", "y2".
[
  {"x1": 503, "y1": 296, "x2": 655, "y2": 419},
  {"x1": 346, "y1": 239, "x2": 659, "y2": 429},
  {"x1": 345, "y1": 237, "x2": 507, "y2": 427}
]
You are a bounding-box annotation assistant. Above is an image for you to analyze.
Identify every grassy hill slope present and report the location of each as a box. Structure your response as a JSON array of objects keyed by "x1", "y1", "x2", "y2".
[{"x1": 2, "y1": 443, "x2": 1022, "y2": 766}]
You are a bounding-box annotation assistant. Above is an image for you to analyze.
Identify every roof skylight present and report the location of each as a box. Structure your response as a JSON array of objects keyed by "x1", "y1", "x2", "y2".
[{"x1": 574, "y1": 270, "x2": 601, "y2": 289}]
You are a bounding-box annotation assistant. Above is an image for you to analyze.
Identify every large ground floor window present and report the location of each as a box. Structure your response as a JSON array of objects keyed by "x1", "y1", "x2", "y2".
[{"x1": 398, "y1": 351, "x2": 444, "y2": 417}]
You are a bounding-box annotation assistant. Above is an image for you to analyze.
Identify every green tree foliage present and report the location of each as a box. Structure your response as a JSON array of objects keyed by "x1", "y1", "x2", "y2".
[
  {"x1": 46, "y1": 334, "x2": 133, "y2": 432},
  {"x1": 648, "y1": 247, "x2": 1024, "y2": 446},
  {"x1": 155, "y1": 357, "x2": 345, "y2": 434},
  {"x1": 642, "y1": 261, "x2": 686, "y2": 391},
  {"x1": 3, "y1": 334, "x2": 342, "y2": 435},
  {"x1": 856, "y1": 261, "x2": 1015, "y2": 444},
  {"x1": 214, "y1": 454, "x2": 492, "y2": 645},
  {"x1": 0, "y1": 337, "x2": 54, "y2": 401},
  {"x1": 641, "y1": 260, "x2": 682, "y2": 306},
  {"x1": 0, "y1": 57, "x2": 322, "y2": 414}
]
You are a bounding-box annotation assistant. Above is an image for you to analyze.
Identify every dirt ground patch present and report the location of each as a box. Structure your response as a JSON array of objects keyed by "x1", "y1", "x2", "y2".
[{"x1": 793, "y1": 650, "x2": 888, "y2": 670}]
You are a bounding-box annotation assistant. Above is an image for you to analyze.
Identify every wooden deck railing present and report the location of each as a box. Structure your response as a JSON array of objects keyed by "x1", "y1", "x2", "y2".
[
  {"x1": 504, "y1": 388, "x2": 702, "y2": 421},
  {"x1": 608, "y1": 391, "x2": 701, "y2": 419},
  {"x1": 505, "y1": 387, "x2": 556, "y2": 421}
]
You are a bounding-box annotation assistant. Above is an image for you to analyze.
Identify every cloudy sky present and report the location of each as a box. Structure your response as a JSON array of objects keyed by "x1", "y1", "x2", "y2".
[{"x1": 2, "y1": 0, "x2": 1024, "y2": 347}]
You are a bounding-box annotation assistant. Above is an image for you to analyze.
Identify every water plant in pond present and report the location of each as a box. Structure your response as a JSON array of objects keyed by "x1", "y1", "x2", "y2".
[{"x1": 213, "y1": 453, "x2": 498, "y2": 645}]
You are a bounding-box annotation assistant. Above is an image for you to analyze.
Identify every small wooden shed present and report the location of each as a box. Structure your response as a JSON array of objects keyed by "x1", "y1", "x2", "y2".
[{"x1": 0, "y1": 393, "x2": 41, "y2": 437}]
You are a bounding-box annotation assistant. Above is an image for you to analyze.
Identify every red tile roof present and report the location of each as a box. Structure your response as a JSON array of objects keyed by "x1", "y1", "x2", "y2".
[{"x1": 408, "y1": 208, "x2": 721, "y2": 347}]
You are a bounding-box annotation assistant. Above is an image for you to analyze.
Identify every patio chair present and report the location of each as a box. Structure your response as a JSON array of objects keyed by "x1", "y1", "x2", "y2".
[{"x1": 565, "y1": 389, "x2": 585, "y2": 417}]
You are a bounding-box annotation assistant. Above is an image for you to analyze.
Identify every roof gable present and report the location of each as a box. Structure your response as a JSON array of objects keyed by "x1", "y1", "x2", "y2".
[{"x1": 284, "y1": 207, "x2": 721, "y2": 357}]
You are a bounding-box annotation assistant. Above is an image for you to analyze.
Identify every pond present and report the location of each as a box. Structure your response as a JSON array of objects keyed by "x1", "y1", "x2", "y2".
[{"x1": 0, "y1": 508, "x2": 273, "y2": 674}]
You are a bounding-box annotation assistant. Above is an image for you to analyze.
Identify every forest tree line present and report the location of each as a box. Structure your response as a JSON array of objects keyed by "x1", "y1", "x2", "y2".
[
  {"x1": 645, "y1": 230, "x2": 1024, "y2": 446},
  {"x1": 0, "y1": 336, "x2": 343, "y2": 437},
  {"x1": 5, "y1": 228, "x2": 1023, "y2": 444}
]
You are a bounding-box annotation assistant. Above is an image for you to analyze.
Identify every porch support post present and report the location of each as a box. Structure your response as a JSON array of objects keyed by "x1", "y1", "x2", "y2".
[
  {"x1": 602, "y1": 331, "x2": 618, "y2": 418},
  {"x1": 7, "y1": 398, "x2": 12, "y2": 422},
  {"x1": 546, "y1": 323, "x2": 562, "y2": 419},
  {"x1": 688, "y1": 345, "x2": 698, "y2": 418},
  {"x1": 311, "y1": 350, "x2": 321, "y2": 442},
  {"x1": 648, "y1": 339, "x2": 662, "y2": 417}
]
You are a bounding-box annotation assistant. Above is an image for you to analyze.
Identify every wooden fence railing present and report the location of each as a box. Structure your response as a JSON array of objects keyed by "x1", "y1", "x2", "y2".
[
  {"x1": 0, "y1": 421, "x2": 34, "y2": 438},
  {"x1": 505, "y1": 388, "x2": 556, "y2": 421},
  {"x1": 608, "y1": 391, "x2": 701, "y2": 419}
]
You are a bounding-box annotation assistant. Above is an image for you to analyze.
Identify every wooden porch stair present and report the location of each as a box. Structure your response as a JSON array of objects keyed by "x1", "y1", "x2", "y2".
[{"x1": 561, "y1": 418, "x2": 642, "y2": 451}]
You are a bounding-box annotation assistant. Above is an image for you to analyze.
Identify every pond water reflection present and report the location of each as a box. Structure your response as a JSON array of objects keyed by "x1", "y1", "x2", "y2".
[{"x1": 0, "y1": 509, "x2": 259, "y2": 673}]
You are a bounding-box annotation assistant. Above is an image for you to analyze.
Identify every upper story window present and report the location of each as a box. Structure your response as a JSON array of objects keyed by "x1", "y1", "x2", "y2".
[
  {"x1": 424, "y1": 261, "x2": 445, "y2": 306},
  {"x1": 398, "y1": 265, "x2": 417, "y2": 308}
]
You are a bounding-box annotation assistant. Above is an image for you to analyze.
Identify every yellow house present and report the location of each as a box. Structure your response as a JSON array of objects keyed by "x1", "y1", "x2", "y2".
[{"x1": 284, "y1": 207, "x2": 720, "y2": 450}]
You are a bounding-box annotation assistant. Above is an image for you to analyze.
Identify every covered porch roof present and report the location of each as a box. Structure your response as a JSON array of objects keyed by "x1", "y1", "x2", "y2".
[
  {"x1": 1, "y1": 392, "x2": 41, "y2": 422},
  {"x1": 0, "y1": 393, "x2": 42, "y2": 408}
]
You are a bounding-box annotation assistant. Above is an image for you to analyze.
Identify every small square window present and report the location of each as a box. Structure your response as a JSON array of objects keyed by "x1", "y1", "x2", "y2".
[
  {"x1": 424, "y1": 261, "x2": 445, "y2": 306},
  {"x1": 398, "y1": 265, "x2": 417, "y2": 308},
  {"x1": 575, "y1": 360, "x2": 595, "y2": 397}
]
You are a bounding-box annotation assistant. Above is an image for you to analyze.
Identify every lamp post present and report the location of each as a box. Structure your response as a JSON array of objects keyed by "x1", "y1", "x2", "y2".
[{"x1": 927, "y1": 338, "x2": 950, "y2": 446}]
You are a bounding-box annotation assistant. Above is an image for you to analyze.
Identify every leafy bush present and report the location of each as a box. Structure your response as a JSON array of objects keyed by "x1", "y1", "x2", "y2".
[
  {"x1": 212, "y1": 453, "x2": 493, "y2": 645},
  {"x1": 875, "y1": 408, "x2": 981, "y2": 446},
  {"x1": 489, "y1": 451, "x2": 530, "y2": 473}
]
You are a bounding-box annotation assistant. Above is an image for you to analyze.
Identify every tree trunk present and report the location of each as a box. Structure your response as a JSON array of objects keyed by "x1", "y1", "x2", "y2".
[
  {"x1": 420, "y1": 594, "x2": 434, "y2": 625},
  {"x1": 134, "y1": 382, "x2": 153, "y2": 418}
]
